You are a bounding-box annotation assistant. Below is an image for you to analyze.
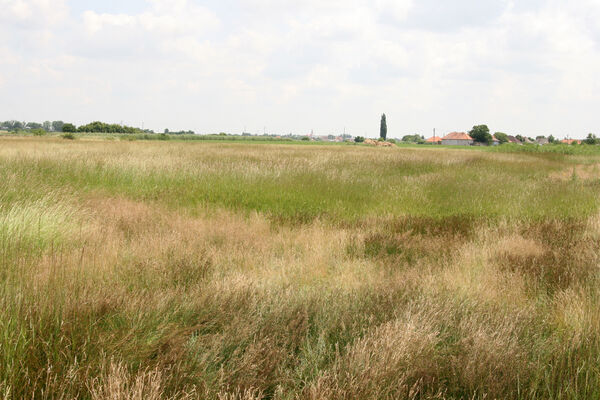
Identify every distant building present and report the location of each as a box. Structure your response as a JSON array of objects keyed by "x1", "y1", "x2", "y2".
[
  {"x1": 507, "y1": 136, "x2": 522, "y2": 144},
  {"x1": 491, "y1": 135, "x2": 501, "y2": 146},
  {"x1": 536, "y1": 138, "x2": 549, "y2": 145},
  {"x1": 561, "y1": 139, "x2": 582, "y2": 145},
  {"x1": 425, "y1": 136, "x2": 443, "y2": 144},
  {"x1": 442, "y1": 132, "x2": 473, "y2": 146}
]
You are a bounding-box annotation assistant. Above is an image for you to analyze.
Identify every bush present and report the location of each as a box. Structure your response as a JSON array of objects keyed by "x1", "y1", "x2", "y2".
[
  {"x1": 494, "y1": 132, "x2": 509, "y2": 144},
  {"x1": 301, "y1": 136, "x2": 310, "y2": 141},
  {"x1": 31, "y1": 129, "x2": 46, "y2": 136},
  {"x1": 354, "y1": 136, "x2": 365, "y2": 143},
  {"x1": 61, "y1": 133, "x2": 76, "y2": 140},
  {"x1": 62, "y1": 123, "x2": 77, "y2": 133},
  {"x1": 387, "y1": 138, "x2": 396, "y2": 144}
]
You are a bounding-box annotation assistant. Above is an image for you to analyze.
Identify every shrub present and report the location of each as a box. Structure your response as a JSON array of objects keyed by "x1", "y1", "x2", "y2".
[
  {"x1": 31, "y1": 129, "x2": 46, "y2": 136},
  {"x1": 354, "y1": 136, "x2": 365, "y2": 143},
  {"x1": 61, "y1": 132, "x2": 76, "y2": 140},
  {"x1": 62, "y1": 123, "x2": 77, "y2": 133}
]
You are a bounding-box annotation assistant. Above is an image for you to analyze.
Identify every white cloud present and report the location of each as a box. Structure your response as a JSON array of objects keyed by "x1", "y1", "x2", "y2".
[
  {"x1": 0, "y1": 0, "x2": 68, "y2": 26},
  {"x1": 1, "y1": 0, "x2": 600, "y2": 137}
]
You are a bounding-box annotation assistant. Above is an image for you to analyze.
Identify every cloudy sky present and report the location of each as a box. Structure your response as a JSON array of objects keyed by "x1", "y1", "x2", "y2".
[{"x1": 1, "y1": 0, "x2": 599, "y2": 137}]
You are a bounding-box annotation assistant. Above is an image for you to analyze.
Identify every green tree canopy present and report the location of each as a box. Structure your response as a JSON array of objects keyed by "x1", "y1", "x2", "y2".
[
  {"x1": 62, "y1": 123, "x2": 77, "y2": 133},
  {"x1": 469, "y1": 125, "x2": 492, "y2": 144},
  {"x1": 52, "y1": 121, "x2": 64, "y2": 132},
  {"x1": 380, "y1": 114, "x2": 387, "y2": 140},
  {"x1": 402, "y1": 134, "x2": 424, "y2": 144},
  {"x1": 77, "y1": 121, "x2": 142, "y2": 134},
  {"x1": 494, "y1": 132, "x2": 509, "y2": 144},
  {"x1": 585, "y1": 133, "x2": 598, "y2": 145},
  {"x1": 26, "y1": 122, "x2": 42, "y2": 130}
]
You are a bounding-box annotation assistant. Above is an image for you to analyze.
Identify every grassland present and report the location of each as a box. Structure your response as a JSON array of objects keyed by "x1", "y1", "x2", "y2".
[{"x1": 1, "y1": 136, "x2": 600, "y2": 399}]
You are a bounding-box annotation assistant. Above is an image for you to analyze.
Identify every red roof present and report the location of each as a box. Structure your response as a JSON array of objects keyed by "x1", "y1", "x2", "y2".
[
  {"x1": 426, "y1": 136, "x2": 443, "y2": 142},
  {"x1": 443, "y1": 132, "x2": 473, "y2": 141}
]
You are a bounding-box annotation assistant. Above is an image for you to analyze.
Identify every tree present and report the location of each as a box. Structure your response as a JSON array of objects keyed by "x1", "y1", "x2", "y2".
[
  {"x1": 548, "y1": 135, "x2": 556, "y2": 143},
  {"x1": 380, "y1": 114, "x2": 387, "y2": 140},
  {"x1": 402, "y1": 134, "x2": 424, "y2": 144},
  {"x1": 585, "y1": 133, "x2": 598, "y2": 145},
  {"x1": 1, "y1": 121, "x2": 23, "y2": 131},
  {"x1": 469, "y1": 125, "x2": 492, "y2": 144},
  {"x1": 26, "y1": 122, "x2": 42, "y2": 130},
  {"x1": 62, "y1": 123, "x2": 76, "y2": 133},
  {"x1": 42, "y1": 121, "x2": 52, "y2": 131},
  {"x1": 354, "y1": 136, "x2": 365, "y2": 143},
  {"x1": 52, "y1": 121, "x2": 64, "y2": 132},
  {"x1": 516, "y1": 135, "x2": 526, "y2": 143},
  {"x1": 494, "y1": 132, "x2": 509, "y2": 144}
]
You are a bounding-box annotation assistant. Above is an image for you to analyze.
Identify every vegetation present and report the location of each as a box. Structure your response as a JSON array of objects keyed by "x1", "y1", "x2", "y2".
[
  {"x1": 2, "y1": 138, "x2": 600, "y2": 399},
  {"x1": 469, "y1": 124, "x2": 492, "y2": 144},
  {"x1": 585, "y1": 133, "x2": 598, "y2": 145},
  {"x1": 401, "y1": 134, "x2": 425, "y2": 144},
  {"x1": 77, "y1": 121, "x2": 144, "y2": 134},
  {"x1": 494, "y1": 132, "x2": 509, "y2": 143},
  {"x1": 380, "y1": 113, "x2": 387, "y2": 140},
  {"x1": 62, "y1": 123, "x2": 77, "y2": 133},
  {"x1": 1, "y1": 120, "x2": 67, "y2": 133}
]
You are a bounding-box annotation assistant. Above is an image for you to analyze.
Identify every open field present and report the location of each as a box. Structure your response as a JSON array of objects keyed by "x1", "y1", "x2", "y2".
[{"x1": 2, "y1": 137, "x2": 600, "y2": 399}]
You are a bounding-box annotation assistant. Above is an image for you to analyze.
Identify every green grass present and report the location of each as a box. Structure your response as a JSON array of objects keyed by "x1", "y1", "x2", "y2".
[{"x1": 2, "y1": 137, "x2": 600, "y2": 399}]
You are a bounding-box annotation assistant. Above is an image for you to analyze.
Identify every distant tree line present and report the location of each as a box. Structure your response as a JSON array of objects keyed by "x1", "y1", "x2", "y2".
[
  {"x1": 0, "y1": 120, "x2": 160, "y2": 134},
  {"x1": 1, "y1": 120, "x2": 66, "y2": 132},
  {"x1": 75, "y1": 121, "x2": 148, "y2": 134},
  {"x1": 164, "y1": 129, "x2": 196, "y2": 135}
]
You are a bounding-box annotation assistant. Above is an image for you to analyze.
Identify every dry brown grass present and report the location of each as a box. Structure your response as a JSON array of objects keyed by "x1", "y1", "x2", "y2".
[{"x1": 2, "y1": 138, "x2": 600, "y2": 399}]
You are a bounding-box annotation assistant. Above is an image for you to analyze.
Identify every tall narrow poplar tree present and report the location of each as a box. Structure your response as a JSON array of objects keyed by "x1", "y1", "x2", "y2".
[{"x1": 380, "y1": 114, "x2": 387, "y2": 140}]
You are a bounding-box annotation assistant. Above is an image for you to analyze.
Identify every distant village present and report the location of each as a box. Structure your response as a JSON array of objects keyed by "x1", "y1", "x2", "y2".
[
  {"x1": 298, "y1": 131, "x2": 587, "y2": 146},
  {"x1": 418, "y1": 132, "x2": 581, "y2": 146},
  {"x1": 1, "y1": 119, "x2": 593, "y2": 146}
]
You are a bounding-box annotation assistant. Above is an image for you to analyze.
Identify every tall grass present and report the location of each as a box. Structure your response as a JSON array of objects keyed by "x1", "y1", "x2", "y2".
[{"x1": 1, "y1": 137, "x2": 600, "y2": 399}]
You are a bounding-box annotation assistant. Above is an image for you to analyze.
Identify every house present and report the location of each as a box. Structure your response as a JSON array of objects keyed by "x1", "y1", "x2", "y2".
[
  {"x1": 536, "y1": 138, "x2": 549, "y2": 145},
  {"x1": 442, "y1": 132, "x2": 473, "y2": 146},
  {"x1": 561, "y1": 139, "x2": 582, "y2": 145},
  {"x1": 507, "y1": 135, "x2": 522, "y2": 144},
  {"x1": 491, "y1": 135, "x2": 501, "y2": 146},
  {"x1": 425, "y1": 136, "x2": 442, "y2": 144}
]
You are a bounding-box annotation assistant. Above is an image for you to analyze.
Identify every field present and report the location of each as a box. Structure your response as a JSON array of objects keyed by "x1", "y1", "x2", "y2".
[{"x1": 2, "y1": 137, "x2": 600, "y2": 399}]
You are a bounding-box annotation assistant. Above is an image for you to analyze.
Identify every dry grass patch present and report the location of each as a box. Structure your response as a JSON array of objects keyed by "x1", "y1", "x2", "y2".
[{"x1": 3, "y1": 138, "x2": 600, "y2": 399}]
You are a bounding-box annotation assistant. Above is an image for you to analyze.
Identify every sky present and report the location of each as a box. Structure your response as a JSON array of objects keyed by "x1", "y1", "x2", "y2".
[{"x1": 1, "y1": 0, "x2": 599, "y2": 138}]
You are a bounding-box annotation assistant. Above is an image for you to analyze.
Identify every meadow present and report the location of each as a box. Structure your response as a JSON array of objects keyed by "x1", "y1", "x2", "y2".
[{"x1": 1, "y1": 136, "x2": 600, "y2": 399}]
